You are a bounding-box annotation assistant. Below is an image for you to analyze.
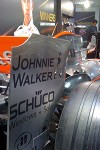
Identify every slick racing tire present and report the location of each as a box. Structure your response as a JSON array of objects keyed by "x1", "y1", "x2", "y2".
[{"x1": 55, "y1": 81, "x2": 100, "y2": 150}]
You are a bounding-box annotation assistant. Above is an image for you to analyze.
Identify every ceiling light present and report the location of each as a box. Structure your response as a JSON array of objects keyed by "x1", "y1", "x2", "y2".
[{"x1": 83, "y1": 0, "x2": 90, "y2": 8}]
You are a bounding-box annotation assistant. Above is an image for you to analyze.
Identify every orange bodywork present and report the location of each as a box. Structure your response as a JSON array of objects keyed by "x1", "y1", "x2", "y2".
[
  {"x1": 0, "y1": 36, "x2": 28, "y2": 74},
  {"x1": 54, "y1": 31, "x2": 74, "y2": 38}
]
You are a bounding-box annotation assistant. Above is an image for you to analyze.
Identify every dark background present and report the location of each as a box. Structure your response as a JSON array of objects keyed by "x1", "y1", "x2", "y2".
[
  {"x1": 0, "y1": 0, "x2": 75, "y2": 36},
  {"x1": 74, "y1": 12, "x2": 95, "y2": 41}
]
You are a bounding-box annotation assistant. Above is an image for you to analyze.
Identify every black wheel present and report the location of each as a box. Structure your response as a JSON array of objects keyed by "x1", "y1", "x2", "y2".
[{"x1": 55, "y1": 81, "x2": 100, "y2": 150}]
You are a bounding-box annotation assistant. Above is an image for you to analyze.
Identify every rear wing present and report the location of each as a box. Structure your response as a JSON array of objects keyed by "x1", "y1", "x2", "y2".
[{"x1": 5, "y1": 34, "x2": 71, "y2": 150}]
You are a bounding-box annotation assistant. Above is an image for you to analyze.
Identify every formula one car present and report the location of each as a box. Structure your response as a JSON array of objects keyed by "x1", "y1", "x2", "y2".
[
  {"x1": 0, "y1": 32, "x2": 100, "y2": 150},
  {"x1": 54, "y1": 31, "x2": 100, "y2": 150}
]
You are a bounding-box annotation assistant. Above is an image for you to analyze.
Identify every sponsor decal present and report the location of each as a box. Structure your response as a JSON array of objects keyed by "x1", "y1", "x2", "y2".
[
  {"x1": 0, "y1": 51, "x2": 11, "y2": 65},
  {"x1": 15, "y1": 132, "x2": 32, "y2": 150}
]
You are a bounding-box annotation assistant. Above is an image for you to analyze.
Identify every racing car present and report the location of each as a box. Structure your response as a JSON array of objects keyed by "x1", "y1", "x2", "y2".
[{"x1": 0, "y1": 32, "x2": 100, "y2": 150}]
